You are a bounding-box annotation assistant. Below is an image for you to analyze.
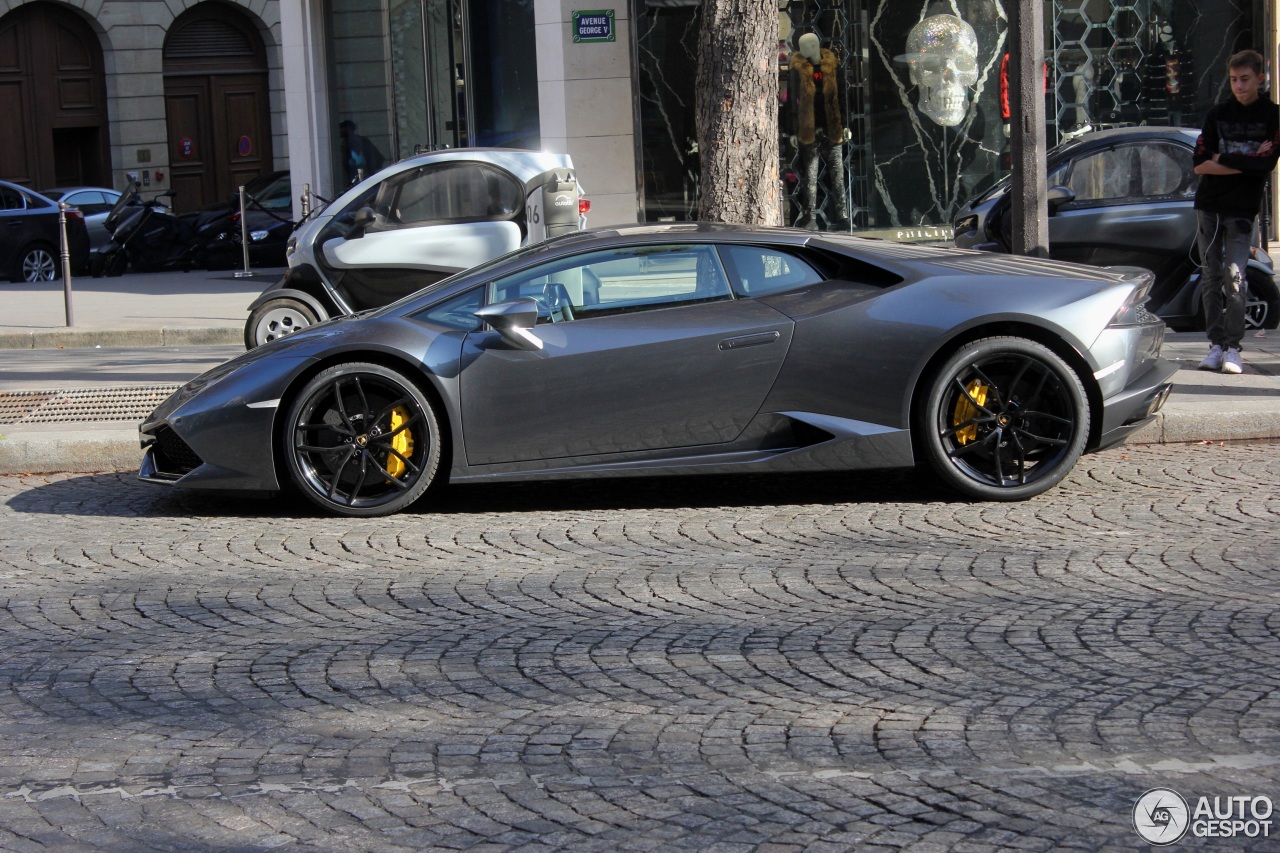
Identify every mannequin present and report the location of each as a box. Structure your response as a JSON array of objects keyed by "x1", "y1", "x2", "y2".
[{"x1": 788, "y1": 33, "x2": 851, "y2": 230}]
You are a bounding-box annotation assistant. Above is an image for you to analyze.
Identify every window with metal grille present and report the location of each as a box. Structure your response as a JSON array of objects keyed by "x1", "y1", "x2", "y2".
[{"x1": 164, "y1": 19, "x2": 253, "y2": 58}]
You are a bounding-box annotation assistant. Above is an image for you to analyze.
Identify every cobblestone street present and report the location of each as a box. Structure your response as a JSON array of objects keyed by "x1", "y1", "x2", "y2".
[{"x1": 1, "y1": 441, "x2": 1278, "y2": 851}]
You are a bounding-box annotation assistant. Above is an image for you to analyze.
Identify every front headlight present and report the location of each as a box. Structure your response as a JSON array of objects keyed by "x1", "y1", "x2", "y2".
[
  {"x1": 955, "y1": 214, "x2": 979, "y2": 234},
  {"x1": 250, "y1": 230, "x2": 270, "y2": 242}
]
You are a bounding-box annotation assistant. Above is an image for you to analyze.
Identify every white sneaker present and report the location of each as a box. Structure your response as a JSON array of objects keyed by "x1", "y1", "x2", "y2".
[
  {"x1": 1198, "y1": 344, "x2": 1225, "y2": 370},
  {"x1": 1222, "y1": 348, "x2": 1243, "y2": 374}
]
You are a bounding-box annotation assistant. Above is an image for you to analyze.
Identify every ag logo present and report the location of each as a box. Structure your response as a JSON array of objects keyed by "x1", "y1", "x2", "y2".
[{"x1": 1134, "y1": 788, "x2": 1190, "y2": 845}]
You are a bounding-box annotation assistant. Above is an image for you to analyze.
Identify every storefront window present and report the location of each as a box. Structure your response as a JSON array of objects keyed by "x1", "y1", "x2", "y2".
[
  {"x1": 632, "y1": 0, "x2": 1260, "y2": 241},
  {"x1": 467, "y1": 0, "x2": 540, "y2": 149},
  {"x1": 326, "y1": 0, "x2": 538, "y2": 190},
  {"x1": 327, "y1": 0, "x2": 395, "y2": 188}
]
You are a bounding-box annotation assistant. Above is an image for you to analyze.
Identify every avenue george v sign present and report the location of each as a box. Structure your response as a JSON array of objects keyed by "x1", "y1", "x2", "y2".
[{"x1": 573, "y1": 10, "x2": 614, "y2": 43}]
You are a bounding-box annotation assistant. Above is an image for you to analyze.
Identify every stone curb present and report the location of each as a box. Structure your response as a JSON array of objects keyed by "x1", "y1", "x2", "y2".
[
  {"x1": 0, "y1": 410, "x2": 1272, "y2": 476},
  {"x1": 0, "y1": 327, "x2": 242, "y2": 350},
  {"x1": 0, "y1": 430, "x2": 140, "y2": 475}
]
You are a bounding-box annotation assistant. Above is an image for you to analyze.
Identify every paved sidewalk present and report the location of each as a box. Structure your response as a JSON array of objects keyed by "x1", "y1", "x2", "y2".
[
  {"x1": 1, "y1": 268, "x2": 1277, "y2": 475},
  {"x1": 0, "y1": 266, "x2": 277, "y2": 348}
]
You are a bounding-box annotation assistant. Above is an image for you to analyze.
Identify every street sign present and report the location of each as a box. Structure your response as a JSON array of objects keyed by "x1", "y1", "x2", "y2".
[{"x1": 573, "y1": 9, "x2": 614, "y2": 43}]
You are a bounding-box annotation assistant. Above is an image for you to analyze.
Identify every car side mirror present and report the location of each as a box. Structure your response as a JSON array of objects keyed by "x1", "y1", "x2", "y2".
[
  {"x1": 1047, "y1": 185, "x2": 1076, "y2": 214},
  {"x1": 475, "y1": 298, "x2": 543, "y2": 350},
  {"x1": 346, "y1": 206, "x2": 376, "y2": 239}
]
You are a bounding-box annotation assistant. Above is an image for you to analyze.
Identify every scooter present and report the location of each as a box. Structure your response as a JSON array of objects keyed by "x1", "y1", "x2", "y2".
[{"x1": 97, "y1": 177, "x2": 209, "y2": 275}]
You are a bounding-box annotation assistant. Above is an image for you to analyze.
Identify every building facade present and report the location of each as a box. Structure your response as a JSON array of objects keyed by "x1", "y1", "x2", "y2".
[
  {"x1": 1, "y1": 0, "x2": 1275, "y2": 238},
  {"x1": 1, "y1": 0, "x2": 286, "y2": 211}
]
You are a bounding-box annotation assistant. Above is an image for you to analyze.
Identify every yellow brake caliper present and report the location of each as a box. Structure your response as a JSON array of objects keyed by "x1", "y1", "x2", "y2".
[
  {"x1": 952, "y1": 379, "x2": 989, "y2": 445},
  {"x1": 385, "y1": 406, "x2": 414, "y2": 478}
]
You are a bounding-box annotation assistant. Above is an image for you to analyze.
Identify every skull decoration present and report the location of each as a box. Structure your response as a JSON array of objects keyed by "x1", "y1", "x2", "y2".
[{"x1": 901, "y1": 14, "x2": 980, "y2": 127}]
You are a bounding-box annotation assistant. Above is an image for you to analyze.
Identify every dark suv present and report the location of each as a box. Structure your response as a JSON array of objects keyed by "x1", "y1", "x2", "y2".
[{"x1": 1, "y1": 180, "x2": 91, "y2": 282}]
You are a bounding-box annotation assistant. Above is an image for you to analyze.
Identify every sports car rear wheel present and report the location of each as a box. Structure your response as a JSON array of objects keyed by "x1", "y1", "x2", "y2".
[
  {"x1": 284, "y1": 362, "x2": 440, "y2": 516},
  {"x1": 922, "y1": 337, "x2": 1088, "y2": 501}
]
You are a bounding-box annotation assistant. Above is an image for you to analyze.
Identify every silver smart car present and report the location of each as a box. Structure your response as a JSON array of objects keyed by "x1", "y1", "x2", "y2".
[{"x1": 243, "y1": 149, "x2": 585, "y2": 348}]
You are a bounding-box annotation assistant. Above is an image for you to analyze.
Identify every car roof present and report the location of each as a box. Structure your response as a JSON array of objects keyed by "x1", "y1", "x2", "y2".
[
  {"x1": 539, "y1": 221, "x2": 816, "y2": 252},
  {"x1": 39, "y1": 186, "x2": 122, "y2": 198},
  {"x1": 383, "y1": 148, "x2": 575, "y2": 183},
  {"x1": 0, "y1": 180, "x2": 58, "y2": 206},
  {"x1": 1051, "y1": 125, "x2": 1199, "y2": 159}
]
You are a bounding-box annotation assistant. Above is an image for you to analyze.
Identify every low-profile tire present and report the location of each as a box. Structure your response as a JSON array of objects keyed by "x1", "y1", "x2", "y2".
[
  {"x1": 1244, "y1": 269, "x2": 1279, "y2": 331},
  {"x1": 245, "y1": 297, "x2": 318, "y2": 349},
  {"x1": 920, "y1": 336, "x2": 1089, "y2": 501},
  {"x1": 12, "y1": 243, "x2": 57, "y2": 282},
  {"x1": 283, "y1": 362, "x2": 441, "y2": 517}
]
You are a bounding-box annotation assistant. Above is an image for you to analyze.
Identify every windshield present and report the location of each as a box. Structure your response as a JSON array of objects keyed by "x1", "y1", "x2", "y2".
[{"x1": 378, "y1": 240, "x2": 558, "y2": 314}]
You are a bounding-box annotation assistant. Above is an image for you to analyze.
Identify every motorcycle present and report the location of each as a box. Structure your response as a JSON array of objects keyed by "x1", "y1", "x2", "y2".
[{"x1": 97, "y1": 176, "x2": 215, "y2": 275}]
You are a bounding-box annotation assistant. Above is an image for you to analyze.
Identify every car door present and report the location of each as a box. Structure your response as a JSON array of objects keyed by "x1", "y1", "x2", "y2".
[
  {"x1": 1048, "y1": 141, "x2": 1197, "y2": 287},
  {"x1": 320, "y1": 161, "x2": 525, "y2": 307},
  {"x1": 459, "y1": 243, "x2": 795, "y2": 466}
]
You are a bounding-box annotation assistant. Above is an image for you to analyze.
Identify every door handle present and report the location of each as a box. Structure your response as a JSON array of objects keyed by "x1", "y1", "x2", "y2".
[{"x1": 718, "y1": 330, "x2": 781, "y2": 351}]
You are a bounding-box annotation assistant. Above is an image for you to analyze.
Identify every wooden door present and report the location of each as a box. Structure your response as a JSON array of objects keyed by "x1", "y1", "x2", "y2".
[
  {"x1": 0, "y1": 2, "x2": 108, "y2": 188},
  {"x1": 216, "y1": 74, "x2": 271, "y2": 201},
  {"x1": 163, "y1": 4, "x2": 272, "y2": 211},
  {"x1": 165, "y1": 77, "x2": 214, "y2": 208}
]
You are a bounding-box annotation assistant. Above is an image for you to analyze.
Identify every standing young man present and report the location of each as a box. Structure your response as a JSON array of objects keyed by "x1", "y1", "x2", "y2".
[{"x1": 1192, "y1": 49, "x2": 1279, "y2": 374}]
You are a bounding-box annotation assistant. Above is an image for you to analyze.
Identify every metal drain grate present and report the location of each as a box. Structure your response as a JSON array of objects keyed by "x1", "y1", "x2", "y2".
[{"x1": 0, "y1": 386, "x2": 180, "y2": 425}]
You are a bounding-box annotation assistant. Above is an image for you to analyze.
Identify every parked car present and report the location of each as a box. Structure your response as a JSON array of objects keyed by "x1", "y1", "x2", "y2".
[
  {"x1": 39, "y1": 186, "x2": 122, "y2": 253},
  {"x1": 142, "y1": 223, "x2": 1177, "y2": 517},
  {"x1": 203, "y1": 171, "x2": 294, "y2": 270},
  {"x1": 954, "y1": 126, "x2": 1280, "y2": 331},
  {"x1": 243, "y1": 149, "x2": 586, "y2": 349},
  {"x1": 0, "y1": 180, "x2": 91, "y2": 282}
]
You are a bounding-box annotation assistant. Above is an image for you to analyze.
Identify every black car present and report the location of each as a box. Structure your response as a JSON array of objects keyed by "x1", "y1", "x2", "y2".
[
  {"x1": 202, "y1": 171, "x2": 294, "y2": 270},
  {"x1": 0, "y1": 179, "x2": 91, "y2": 282},
  {"x1": 954, "y1": 126, "x2": 1280, "y2": 331},
  {"x1": 140, "y1": 223, "x2": 1178, "y2": 517}
]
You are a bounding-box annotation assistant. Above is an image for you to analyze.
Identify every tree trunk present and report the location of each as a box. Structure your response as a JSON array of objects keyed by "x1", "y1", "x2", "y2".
[{"x1": 695, "y1": 0, "x2": 779, "y2": 225}]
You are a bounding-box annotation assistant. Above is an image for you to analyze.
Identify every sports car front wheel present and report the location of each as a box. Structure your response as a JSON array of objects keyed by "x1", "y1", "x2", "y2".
[
  {"x1": 284, "y1": 362, "x2": 441, "y2": 516},
  {"x1": 921, "y1": 337, "x2": 1089, "y2": 501}
]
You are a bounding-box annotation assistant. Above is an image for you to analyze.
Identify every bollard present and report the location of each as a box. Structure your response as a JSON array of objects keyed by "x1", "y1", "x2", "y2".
[
  {"x1": 233, "y1": 185, "x2": 253, "y2": 278},
  {"x1": 57, "y1": 201, "x2": 74, "y2": 326},
  {"x1": 300, "y1": 182, "x2": 311, "y2": 220}
]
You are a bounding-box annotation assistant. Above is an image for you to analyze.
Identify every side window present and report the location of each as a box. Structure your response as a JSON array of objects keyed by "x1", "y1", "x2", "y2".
[
  {"x1": 67, "y1": 191, "x2": 111, "y2": 214},
  {"x1": 1138, "y1": 143, "x2": 1196, "y2": 198},
  {"x1": 319, "y1": 184, "x2": 378, "y2": 242},
  {"x1": 717, "y1": 245, "x2": 825, "y2": 297},
  {"x1": 1065, "y1": 146, "x2": 1143, "y2": 202},
  {"x1": 0, "y1": 187, "x2": 26, "y2": 210},
  {"x1": 373, "y1": 163, "x2": 521, "y2": 228},
  {"x1": 19, "y1": 190, "x2": 48, "y2": 210},
  {"x1": 488, "y1": 244, "x2": 733, "y2": 324},
  {"x1": 411, "y1": 286, "x2": 484, "y2": 331}
]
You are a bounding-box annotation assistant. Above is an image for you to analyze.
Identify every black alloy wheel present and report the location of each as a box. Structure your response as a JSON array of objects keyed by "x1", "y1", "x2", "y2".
[
  {"x1": 284, "y1": 362, "x2": 441, "y2": 516},
  {"x1": 921, "y1": 337, "x2": 1089, "y2": 501}
]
